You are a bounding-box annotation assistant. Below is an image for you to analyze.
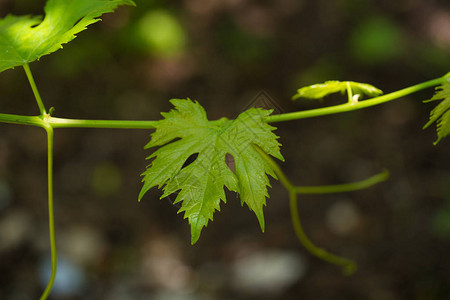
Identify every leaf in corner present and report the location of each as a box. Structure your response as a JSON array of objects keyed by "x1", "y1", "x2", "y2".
[
  {"x1": 423, "y1": 82, "x2": 450, "y2": 144},
  {"x1": 139, "y1": 99, "x2": 284, "y2": 244},
  {"x1": 292, "y1": 81, "x2": 383, "y2": 100},
  {"x1": 0, "y1": 0, "x2": 135, "y2": 73}
]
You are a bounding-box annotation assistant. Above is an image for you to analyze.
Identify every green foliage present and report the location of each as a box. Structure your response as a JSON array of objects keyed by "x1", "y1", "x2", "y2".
[
  {"x1": 432, "y1": 208, "x2": 450, "y2": 238},
  {"x1": 219, "y1": 20, "x2": 272, "y2": 63},
  {"x1": 292, "y1": 80, "x2": 383, "y2": 100},
  {"x1": 349, "y1": 17, "x2": 404, "y2": 65},
  {"x1": 139, "y1": 99, "x2": 284, "y2": 244},
  {"x1": 136, "y1": 10, "x2": 186, "y2": 57},
  {"x1": 423, "y1": 81, "x2": 450, "y2": 144},
  {"x1": 0, "y1": 0, "x2": 135, "y2": 72}
]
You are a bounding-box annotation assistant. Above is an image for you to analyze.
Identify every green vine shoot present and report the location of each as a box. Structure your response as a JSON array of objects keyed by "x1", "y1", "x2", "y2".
[{"x1": 0, "y1": 0, "x2": 448, "y2": 298}]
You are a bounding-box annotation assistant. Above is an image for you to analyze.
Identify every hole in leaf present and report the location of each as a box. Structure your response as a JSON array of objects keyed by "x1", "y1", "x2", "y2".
[
  {"x1": 225, "y1": 153, "x2": 235, "y2": 173},
  {"x1": 182, "y1": 153, "x2": 198, "y2": 169}
]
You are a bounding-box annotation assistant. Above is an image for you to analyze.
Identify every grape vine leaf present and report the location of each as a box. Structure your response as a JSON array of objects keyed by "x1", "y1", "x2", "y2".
[
  {"x1": 423, "y1": 81, "x2": 450, "y2": 145},
  {"x1": 292, "y1": 81, "x2": 383, "y2": 100},
  {"x1": 0, "y1": 0, "x2": 135, "y2": 73},
  {"x1": 139, "y1": 99, "x2": 284, "y2": 244}
]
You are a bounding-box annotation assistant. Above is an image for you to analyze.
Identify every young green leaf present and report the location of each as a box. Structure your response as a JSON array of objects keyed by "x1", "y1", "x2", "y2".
[
  {"x1": 423, "y1": 81, "x2": 450, "y2": 144},
  {"x1": 0, "y1": 0, "x2": 135, "y2": 73},
  {"x1": 292, "y1": 81, "x2": 383, "y2": 100},
  {"x1": 139, "y1": 99, "x2": 284, "y2": 244}
]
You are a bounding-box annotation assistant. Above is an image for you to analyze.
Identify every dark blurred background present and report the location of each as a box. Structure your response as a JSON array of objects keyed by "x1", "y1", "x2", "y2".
[{"x1": 0, "y1": 0, "x2": 449, "y2": 299}]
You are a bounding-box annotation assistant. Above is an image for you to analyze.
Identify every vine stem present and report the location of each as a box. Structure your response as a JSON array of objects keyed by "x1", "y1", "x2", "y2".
[
  {"x1": 0, "y1": 75, "x2": 446, "y2": 129},
  {"x1": 265, "y1": 76, "x2": 447, "y2": 123},
  {"x1": 252, "y1": 144, "x2": 388, "y2": 274},
  {"x1": 294, "y1": 170, "x2": 389, "y2": 194},
  {"x1": 0, "y1": 113, "x2": 157, "y2": 129},
  {"x1": 289, "y1": 191, "x2": 357, "y2": 275},
  {"x1": 48, "y1": 117, "x2": 157, "y2": 129},
  {"x1": 40, "y1": 125, "x2": 57, "y2": 300},
  {"x1": 23, "y1": 64, "x2": 46, "y2": 116}
]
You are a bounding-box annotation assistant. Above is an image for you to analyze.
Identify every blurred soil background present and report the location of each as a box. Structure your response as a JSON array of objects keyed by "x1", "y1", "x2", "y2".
[{"x1": 0, "y1": 0, "x2": 449, "y2": 299}]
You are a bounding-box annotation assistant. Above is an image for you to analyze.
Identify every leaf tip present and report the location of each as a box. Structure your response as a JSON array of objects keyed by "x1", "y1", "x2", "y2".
[
  {"x1": 255, "y1": 210, "x2": 265, "y2": 233},
  {"x1": 291, "y1": 94, "x2": 301, "y2": 100},
  {"x1": 422, "y1": 121, "x2": 432, "y2": 130},
  {"x1": 190, "y1": 228, "x2": 201, "y2": 245},
  {"x1": 138, "y1": 185, "x2": 150, "y2": 202},
  {"x1": 125, "y1": 0, "x2": 137, "y2": 7},
  {"x1": 190, "y1": 236, "x2": 199, "y2": 245}
]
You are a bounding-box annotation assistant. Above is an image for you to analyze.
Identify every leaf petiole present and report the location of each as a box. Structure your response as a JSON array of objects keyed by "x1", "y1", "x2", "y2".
[
  {"x1": 346, "y1": 82, "x2": 354, "y2": 104},
  {"x1": 23, "y1": 64, "x2": 46, "y2": 116}
]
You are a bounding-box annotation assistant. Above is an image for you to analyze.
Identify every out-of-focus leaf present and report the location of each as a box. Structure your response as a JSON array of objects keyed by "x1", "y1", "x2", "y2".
[
  {"x1": 0, "y1": 0, "x2": 135, "y2": 72},
  {"x1": 293, "y1": 81, "x2": 383, "y2": 100},
  {"x1": 423, "y1": 81, "x2": 450, "y2": 144}
]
